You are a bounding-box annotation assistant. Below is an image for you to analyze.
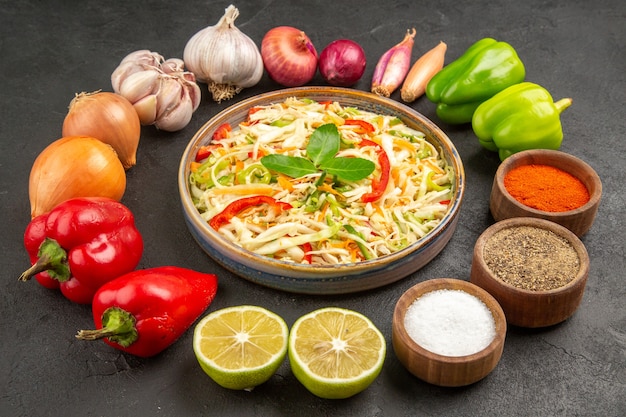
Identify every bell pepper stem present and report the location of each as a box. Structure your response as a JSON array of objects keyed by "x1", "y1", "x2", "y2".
[
  {"x1": 75, "y1": 307, "x2": 139, "y2": 348},
  {"x1": 18, "y1": 238, "x2": 70, "y2": 282},
  {"x1": 554, "y1": 98, "x2": 573, "y2": 114},
  {"x1": 19, "y1": 258, "x2": 51, "y2": 282}
]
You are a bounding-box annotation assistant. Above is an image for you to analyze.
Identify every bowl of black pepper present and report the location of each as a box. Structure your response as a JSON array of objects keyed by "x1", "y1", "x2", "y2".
[
  {"x1": 470, "y1": 217, "x2": 590, "y2": 328},
  {"x1": 490, "y1": 149, "x2": 602, "y2": 237}
]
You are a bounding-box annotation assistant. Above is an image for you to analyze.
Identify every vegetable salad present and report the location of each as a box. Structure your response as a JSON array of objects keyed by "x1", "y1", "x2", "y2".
[{"x1": 189, "y1": 97, "x2": 454, "y2": 265}]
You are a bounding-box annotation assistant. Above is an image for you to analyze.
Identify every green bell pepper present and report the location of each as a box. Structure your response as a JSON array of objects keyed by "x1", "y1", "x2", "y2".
[
  {"x1": 472, "y1": 82, "x2": 573, "y2": 161},
  {"x1": 425, "y1": 38, "x2": 526, "y2": 124}
]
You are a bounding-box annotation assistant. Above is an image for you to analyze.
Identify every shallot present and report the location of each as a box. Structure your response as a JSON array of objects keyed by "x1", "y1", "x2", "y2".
[
  {"x1": 400, "y1": 41, "x2": 447, "y2": 103},
  {"x1": 371, "y1": 29, "x2": 416, "y2": 97},
  {"x1": 261, "y1": 26, "x2": 318, "y2": 87},
  {"x1": 318, "y1": 39, "x2": 367, "y2": 87}
]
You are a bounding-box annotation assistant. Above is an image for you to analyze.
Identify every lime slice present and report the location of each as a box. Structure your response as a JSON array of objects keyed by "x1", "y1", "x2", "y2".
[
  {"x1": 193, "y1": 305, "x2": 289, "y2": 391},
  {"x1": 288, "y1": 307, "x2": 386, "y2": 399}
]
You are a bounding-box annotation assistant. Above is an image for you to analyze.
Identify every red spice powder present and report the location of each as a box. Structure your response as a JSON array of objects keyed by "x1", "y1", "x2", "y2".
[{"x1": 503, "y1": 164, "x2": 590, "y2": 212}]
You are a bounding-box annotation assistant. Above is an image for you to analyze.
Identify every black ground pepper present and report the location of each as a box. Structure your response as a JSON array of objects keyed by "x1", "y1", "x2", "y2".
[{"x1": 483, "y1": 225, "x2": 580, "y2": 291}]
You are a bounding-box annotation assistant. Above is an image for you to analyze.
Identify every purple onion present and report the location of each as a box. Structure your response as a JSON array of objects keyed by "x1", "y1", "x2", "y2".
[{"x1": 319, "y1": 39, "x2": 367, "y2": 87}]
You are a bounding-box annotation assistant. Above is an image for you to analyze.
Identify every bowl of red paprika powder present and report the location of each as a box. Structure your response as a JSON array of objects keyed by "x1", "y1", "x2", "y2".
[{"x1": 489, "y1": 149, "x2": 602, "y2": 237}]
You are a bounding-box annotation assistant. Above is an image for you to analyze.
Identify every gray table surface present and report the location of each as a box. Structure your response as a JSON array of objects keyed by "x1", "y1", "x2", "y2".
[{"x1": 2, "y1": 0, "x2": 625, "y2": 416}]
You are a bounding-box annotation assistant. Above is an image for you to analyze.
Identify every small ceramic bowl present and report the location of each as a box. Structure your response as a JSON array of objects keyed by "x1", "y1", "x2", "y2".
[
  {"x1": 392, "y1": 278, "x2": 506, "y2": 387},
  {"x1": 470, "y1": 217, "x2": 590, "y2": 328},
  {"x1": 178, "y1": 87, "x2": 465, "y2": 295},
  {"x1": 490, "y1": 149, "x2": 602, "y2": 237}
]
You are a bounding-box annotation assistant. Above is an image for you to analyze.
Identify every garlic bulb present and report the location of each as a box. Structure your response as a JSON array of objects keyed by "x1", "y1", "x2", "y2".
[
  {"x1": 111, "y1": 50, "x2": 201, "y2": 132},
  {"x1": 183, "y1": 4, "x2": 263, "y2": 102}
]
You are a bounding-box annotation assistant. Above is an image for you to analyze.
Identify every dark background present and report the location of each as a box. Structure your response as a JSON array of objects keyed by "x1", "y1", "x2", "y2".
[{"x1": 1, "y1": 0, "x2": 624, "y2": 416}]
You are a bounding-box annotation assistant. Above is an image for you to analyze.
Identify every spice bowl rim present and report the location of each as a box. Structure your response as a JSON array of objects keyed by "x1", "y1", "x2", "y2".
[
  {"x1": 490, "y1": 148, "x2": 602, "y2": 236},
  {"x1": 178, "y1": 86, "x2": 465, "y2": 294},
  {"x1": 392, "y1": 278, "x2": 507, "y2": 386}
]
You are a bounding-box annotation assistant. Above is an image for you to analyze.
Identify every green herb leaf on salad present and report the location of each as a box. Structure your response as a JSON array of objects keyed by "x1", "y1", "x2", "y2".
[
  {"x1": 260, "y1": 123, "x2": 375, "y2": 182},
  {"x1": 307, "y1": 123, "x2": 341, "y2": 166},
  {"x1": 320, "y1": 157, "x2": 375, "y2": 182},
  {"x1": 260, "y1": 154, "x2": 318, "y2": 178}
]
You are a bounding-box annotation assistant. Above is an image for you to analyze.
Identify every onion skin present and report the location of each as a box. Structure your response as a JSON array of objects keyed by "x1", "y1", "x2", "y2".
[
  {"x1": 62, "y1": 91, "x2": 141, "y2": 169},
  {"x1": 400, "y1": 41, "x2": 447, "y2": 103},
  {"x1": 319, "y1": 39, "x2": 366, "y2": 87},
  {"x1": 261, "y1": 26, "x2": 318, "y2": 87},
  {"x1": 29, "y1": 136, "x2": 126, "y2": 219}
]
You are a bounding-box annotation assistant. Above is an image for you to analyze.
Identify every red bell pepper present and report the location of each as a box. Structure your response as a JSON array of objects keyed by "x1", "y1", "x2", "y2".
[
  {"x1": 209, "y1": 195, "x2": 293, "y2": 230},
  {"x1": 301, "y1": 242, "x2": 313, "y2": 264},
  {"x1": 241, "y1": 107, "x2": 263, "y2": 126},
  {"x1": 319, "y1": 100, "x2": 333, "y2": 109},
  {"x1": 358, "y1": 139, "x2": 391, "y2": 203},
  {"x1": 22, "y1": 214, "x2": 60, "y2": 290},
  {"x1": 211, "y1": 122, "x2": 232, "y2": 141},
  {"x1": 194, "y1": 123, "x2": 233, "y2": 161},
  {"x1": 194, "y1": 145, "x2": 215, "y2": 162},
  {"x1": 344, "y1": 119, "x2": 376, "y2": 135},
  {"x1": 19, "y1": 197, "x2": 143, "y2": 304},
  {"x1": 76, "y1": 266, "x2": 218, "y2": 357},
  {"x1": 247, "y1": 106, "x2": 263, "y2": 118}
]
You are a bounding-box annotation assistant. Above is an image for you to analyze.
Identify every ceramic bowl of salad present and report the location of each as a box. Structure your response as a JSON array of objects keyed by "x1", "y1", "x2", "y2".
[{"x1": 178, "y1": 87, "x2": 465, "y2": 294}]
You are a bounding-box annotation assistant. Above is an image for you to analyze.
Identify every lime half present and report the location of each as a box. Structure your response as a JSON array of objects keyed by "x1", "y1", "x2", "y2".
[
  {"x1": 288, "y1": 307, "x2": 386, "y2": 399},
  {"x1": 193, "y1": 305, "x2": 289, "y2": 391}
]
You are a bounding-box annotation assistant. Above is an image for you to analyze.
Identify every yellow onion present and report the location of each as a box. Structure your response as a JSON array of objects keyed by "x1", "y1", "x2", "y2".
[
  {"x1": 29, "y1": 136, "x2": 126, "y2": 218},
  {"x1": 62, "y1": 91, "x2": 141, "y2": 169}
]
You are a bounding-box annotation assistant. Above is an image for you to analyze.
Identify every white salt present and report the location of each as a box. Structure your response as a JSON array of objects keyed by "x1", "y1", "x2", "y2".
[{"x1": 404, "y1": 289, "x2": 496, "y2": 357}]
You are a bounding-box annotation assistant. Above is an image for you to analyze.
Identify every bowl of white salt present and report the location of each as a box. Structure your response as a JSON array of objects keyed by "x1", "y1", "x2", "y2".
[{"x1": 392, "y1": 278, "x2": 507, "y2": 387}]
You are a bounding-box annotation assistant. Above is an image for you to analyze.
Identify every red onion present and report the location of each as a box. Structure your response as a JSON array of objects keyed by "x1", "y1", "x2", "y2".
[
  {"x1": 261, "y1": 26, "x2": 318, "y2": 87},
  {"x1": 319, "y1": 39, "x2": 367, "y2": 87}
]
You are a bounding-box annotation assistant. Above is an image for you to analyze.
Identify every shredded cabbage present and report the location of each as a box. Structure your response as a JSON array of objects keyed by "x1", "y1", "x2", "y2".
[{"x1": 189, "y1": 97, "x2": 454, "y2": 265}]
